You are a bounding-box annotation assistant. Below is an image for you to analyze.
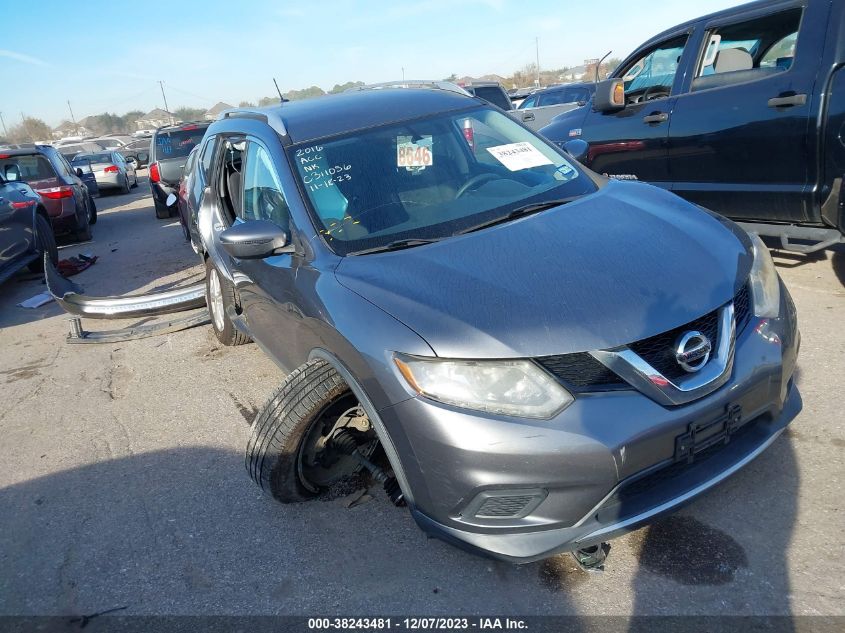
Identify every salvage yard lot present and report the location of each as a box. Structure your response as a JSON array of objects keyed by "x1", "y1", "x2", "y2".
[{"x1": 0, "y1": 174, "x2": 843, "y2": 616}]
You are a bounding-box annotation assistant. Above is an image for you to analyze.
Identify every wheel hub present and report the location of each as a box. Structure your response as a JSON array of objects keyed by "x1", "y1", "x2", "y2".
[
  {"x1": 297, "y1": 401, "x2": 378, "y2": 491},
  {"x1": 208, "y1": 269, "x2": 225, "y2": 332}
]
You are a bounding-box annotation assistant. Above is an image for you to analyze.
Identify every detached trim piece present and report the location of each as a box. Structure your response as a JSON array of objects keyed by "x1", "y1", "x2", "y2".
[
  {"x1": 45, "y1": 256, "x2": 206, "y2": 319},
  {"x1": 66, "y1": 310, "x2": 210, "y2": 344}
]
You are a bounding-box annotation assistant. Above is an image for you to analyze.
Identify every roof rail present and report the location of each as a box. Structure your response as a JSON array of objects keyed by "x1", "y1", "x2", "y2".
[
  {"x1": 346, "y1": 80, "x2": 472, "y2": 97},
  {"x1": 218, "y1": 108, "x2": 288, "y2": 137}
]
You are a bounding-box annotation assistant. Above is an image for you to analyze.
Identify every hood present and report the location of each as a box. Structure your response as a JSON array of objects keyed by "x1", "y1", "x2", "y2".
[{"x1": 335, "y1": 180, "x2": 752, "y2": 359}]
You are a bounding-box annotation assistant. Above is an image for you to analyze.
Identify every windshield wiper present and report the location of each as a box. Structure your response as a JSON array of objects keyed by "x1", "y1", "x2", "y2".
[
  {"x1": 456, "y1": 197, "x2": 580, "y2": 235},
  {"x1": 349, "y1": 238, "x2": 443, "y2": 256}
]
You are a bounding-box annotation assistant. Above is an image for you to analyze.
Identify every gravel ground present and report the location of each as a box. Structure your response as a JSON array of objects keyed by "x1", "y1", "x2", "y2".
[{"x1": 0, "y1": 173, "x2": 842, "y2": 617}]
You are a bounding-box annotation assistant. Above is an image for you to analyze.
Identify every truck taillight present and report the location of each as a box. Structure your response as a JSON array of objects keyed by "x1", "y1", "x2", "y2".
[
  {"x1": 104, "y1": 165, "x2": 119, "y2": 173},
  {"x1": 36, "y1": 186, "x2": 74, "y2": 199},
  {"x1": 149, "y1": 162, "x2": 160, "y2": 183}
]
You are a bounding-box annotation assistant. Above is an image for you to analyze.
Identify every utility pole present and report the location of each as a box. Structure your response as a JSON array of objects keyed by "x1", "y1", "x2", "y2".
[
  {"x1": 0, "y1": 112, "x2": 7, "y2": 138},
  {"x1": 67, "y1": 100, "x2": 78, "y2": 135},
  {"x1": 535, "y1": 37, "x2": 541, "y2": 87},
  {"x1": 159, "y1": 80, "x2": 173, "y2": 124}
]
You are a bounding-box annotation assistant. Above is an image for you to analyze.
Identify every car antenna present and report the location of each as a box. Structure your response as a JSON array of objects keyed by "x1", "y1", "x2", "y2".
[
  {"x1": 595, "y1": 51, "x2": 612, "y2": 83},
  {"x1": 273, "y1": 78, "x2": 287, "y2": 105}
]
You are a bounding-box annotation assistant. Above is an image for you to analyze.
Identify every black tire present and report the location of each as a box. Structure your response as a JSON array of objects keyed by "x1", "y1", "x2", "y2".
[
  {"x1": 74, "y1": 198, "x2": 92, "y2": 242},
  {"x1": 28, "y1": 213, "x2": 58, "y2": 273},
  {"x1": 131, "y1": 173, "x2": 138, "y2": 188},
  {"x1": 121, "y1": 176, "x2": 131, "y2": 195},
  {"x1": 154, "y1": 198, "x2": 170, "y2": 219},
  {"x1": 87, "y1": 195, "x2": 97, "y2": 225},
  {"x1": 205, "y1": 258, "x2": 250, "y2": 346},
  {"x1": 246, "y1": 359, "x2": 370, "y2": 502}
]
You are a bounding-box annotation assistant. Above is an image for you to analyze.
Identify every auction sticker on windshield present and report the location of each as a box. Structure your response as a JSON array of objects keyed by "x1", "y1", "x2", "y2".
[
  {"x1": 397, "y1": 135, "x2": 433, "y2": 172},
  {"x1": 486, "y1": 142, "x2": 553, "y2": 171}
]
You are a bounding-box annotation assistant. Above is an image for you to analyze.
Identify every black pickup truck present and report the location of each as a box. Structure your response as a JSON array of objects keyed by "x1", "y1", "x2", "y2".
[{"x1": 541, "y1": 0, "x2": 845, "y2": 253}]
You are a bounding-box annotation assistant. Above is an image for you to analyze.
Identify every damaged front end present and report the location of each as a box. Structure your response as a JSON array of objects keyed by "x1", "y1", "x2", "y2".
[{"x1": 45, "y1": 256, "x2": 209, "y2": 343}]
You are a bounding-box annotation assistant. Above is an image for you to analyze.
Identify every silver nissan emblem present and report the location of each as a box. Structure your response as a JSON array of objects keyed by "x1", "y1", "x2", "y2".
[{"x1": 675, "y1": 330, "x2": 712, "y2": 373}]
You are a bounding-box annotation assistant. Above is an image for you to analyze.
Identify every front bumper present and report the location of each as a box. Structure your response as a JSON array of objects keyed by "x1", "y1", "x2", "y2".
[{"x1": 378, "y1": 287, "x2": 800, "y2": 563}]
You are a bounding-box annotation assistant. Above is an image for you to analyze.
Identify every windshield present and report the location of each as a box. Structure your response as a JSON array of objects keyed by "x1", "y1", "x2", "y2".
[
  {"x1": 96, "y1": 139, "x2": 122, "y2": 148},
  {"x1": 289, "y1": 107, "x2": 596, "y2": 256},
  {"x1": 73, "y1": 152, "x2": 112, "y2": 164},
  {"x1": 155, "y1": 129, "x2": 205, "y2": 159}
]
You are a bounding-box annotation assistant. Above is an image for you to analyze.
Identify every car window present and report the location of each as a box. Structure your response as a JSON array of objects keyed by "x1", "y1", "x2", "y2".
[
  {"x1": 154, "y1": 128, "x2": 206, "y2": 159},
  {"x1": 74, "y1": 152, "x2": 113, "y2": 164},
  {"x1": 518, "y1": 95, "x2": 537, "y2": 109},
  {"x1": 621, "y1": 35, "x2": 688, "y2": 100},
  {"x1": 290, "y1": 106, "x2": 595, "y2": 256},
  {"x1": 696, "y1": 9, "x2": 801, "y2": 81},
  {"x1": 470, "y1": 86, "x2": 511, "y2": 110},
  {"x1": 539, "y1": 88, "x2": 589, "y2": 107},
  {"x1": 241, "y1": 142, "x2": 290, "y2": 230},
  {"x1": 0, "y1": 154, "x2": 57, "y2": 182},
  {"x1": 97, "y1": 139, "x2": 122, "y2": 149},
  {"x1": 199, "y1": 136, "x2": 217, "y2": 182}
]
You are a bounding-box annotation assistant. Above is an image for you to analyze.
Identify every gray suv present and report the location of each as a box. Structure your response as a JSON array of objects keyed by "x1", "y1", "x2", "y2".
[{"x1": 189, "y1": 87, "x2": 800, "y2": 563}]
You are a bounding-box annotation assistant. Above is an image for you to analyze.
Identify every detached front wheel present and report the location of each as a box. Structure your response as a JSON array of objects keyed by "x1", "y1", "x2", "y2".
[{"x1": 246, "y1": 359, "x2": 379, "y2": 503}]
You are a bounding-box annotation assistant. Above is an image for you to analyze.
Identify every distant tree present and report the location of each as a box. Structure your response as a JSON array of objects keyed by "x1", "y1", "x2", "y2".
[
  {"x1": 285, "y1": 86, "x2": 326, "y2": 101},
  {"x1": 238, "y1": 100, "x2": 255, "y2": 107},
  {"x1": 442, "y1": 73, "x2": 458, "y2": 82},
  {"x1": 7, "y1": 117, "x2": 52, "y2": 142},
  {"x1": 329, "y1": 81, "x2": 364, "y2": 94},
  {"x1": 174, "y1": 107, "x2": 205, "y2": 122},
  {"x1": 121, "y1": 110, "x2": 144, "y2": 131},
  {"x1": 258, "y1": 96, "x2": 282, "y2": 107},
  {"x1": 84, "y1": 113, "x2": 127, "y2": 135}
]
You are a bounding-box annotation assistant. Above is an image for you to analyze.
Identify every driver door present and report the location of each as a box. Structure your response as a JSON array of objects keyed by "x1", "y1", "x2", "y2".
[
  {"x1": 584, "y1": 34, "x2": 691, "y2": 185},
  {"x1": 222, "y1": 137, "x2": 301, "y2": 370}
]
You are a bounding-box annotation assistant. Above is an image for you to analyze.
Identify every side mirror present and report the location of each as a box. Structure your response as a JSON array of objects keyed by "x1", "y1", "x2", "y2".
[
  {"x1": 219, "y1": 220, "x2": 292, "y2": 259},
  {"x1": 75, "y1": 168, "x2": 84, "y2": 177},
  {"x1": 562, "y1": 139, "x2": 589, "y2": 163},
  {"x1": 594, "y1": 78, "x2": 626, "y2": 113},
  {"x1": 166, "y1": 193, "x2": 178, "y2": 207},
  {"x1": 4, "y1": 165, "x2": 20, "y2": 181}
]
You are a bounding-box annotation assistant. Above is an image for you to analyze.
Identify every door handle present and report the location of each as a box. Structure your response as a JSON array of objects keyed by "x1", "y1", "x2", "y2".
[
  {"x1": 643, "y1": 112, "x2": 669, "y2": 124},
  {"x1": 523, "y1": 112, "x2": 535, "y2": 122},
  {"x1": 768, "y1": 93, "x2": 807, "y2": 108}
]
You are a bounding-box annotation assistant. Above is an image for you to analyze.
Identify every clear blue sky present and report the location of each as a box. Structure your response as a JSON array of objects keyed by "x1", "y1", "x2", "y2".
[{"x1": 1, "y1": 0, "x2": 742, "y2": 127}]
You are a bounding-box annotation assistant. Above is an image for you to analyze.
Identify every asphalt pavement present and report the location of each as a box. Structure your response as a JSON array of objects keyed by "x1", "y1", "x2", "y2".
[{"x1": 0, "y1": 174, "x2": 842, "y2": 617}]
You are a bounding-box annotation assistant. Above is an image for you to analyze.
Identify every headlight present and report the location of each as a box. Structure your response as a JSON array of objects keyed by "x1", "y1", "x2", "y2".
[
  {"x1": 393, "y1": 355, "x2": 573, "y2": 419},
  {"x1": 748, "y1": 232, "x2": 781, "y2": 318}
]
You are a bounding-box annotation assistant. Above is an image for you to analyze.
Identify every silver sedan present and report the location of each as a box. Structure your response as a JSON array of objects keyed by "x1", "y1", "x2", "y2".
[{"x1": 70, "y1": 151, "x2": 137, "y2": 194}]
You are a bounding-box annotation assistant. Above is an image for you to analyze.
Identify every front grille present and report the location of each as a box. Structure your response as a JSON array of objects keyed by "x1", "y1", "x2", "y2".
[
  {"x1": 535, "y1": 353, "x2": 625, "y2": 391},
  {"x1": 537, "y1": 285, "x2": 751, "y2": 391},
  {"x1": 630, "y1": 310, "x2": 721, "y2": 381},
  {"x1": 475, "y1": 495, "x2": 535, "y2": 518}
]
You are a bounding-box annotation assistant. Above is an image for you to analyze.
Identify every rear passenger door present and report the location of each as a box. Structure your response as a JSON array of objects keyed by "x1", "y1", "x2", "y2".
[{"x1": 667, "y1": 2, "x2": 827, "y2": 223}]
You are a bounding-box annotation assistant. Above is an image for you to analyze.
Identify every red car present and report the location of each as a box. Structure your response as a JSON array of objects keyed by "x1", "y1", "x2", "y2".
[{"x1": 0, "y1": 145, "x2": 97, "y2": 241}]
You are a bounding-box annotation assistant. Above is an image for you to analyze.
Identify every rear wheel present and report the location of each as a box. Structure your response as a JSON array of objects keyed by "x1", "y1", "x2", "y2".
[
  {"x1": 87, "y1": 194, "x2": 97, "y2": 225},
  {"x1": 204, "y1": 258, "x2": 250, "y2": 346},
  {"x1": 245, "y1": 359, "x2": 379, "y2": 502},
  {"x1": 154, "y1": 198, "x2": 170, "y2": 219},
  {"x1": 28, "y1": 214, "x2": 58, "y2": 272},
  {"x1": 74, "y1": 198, "x2": 92, "y2": 242},
  {"x1": 121, "y1": 176, "x2": 131, "y2": 194}
]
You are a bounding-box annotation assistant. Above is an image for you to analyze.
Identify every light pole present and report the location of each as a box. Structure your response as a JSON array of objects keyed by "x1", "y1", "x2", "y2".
[
  {"x1": 159, "y1": 81, "x2": 174, "y2": 125},
  {"x1": 0, "y1": 112, "x2": 8, "y2": 138}
]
